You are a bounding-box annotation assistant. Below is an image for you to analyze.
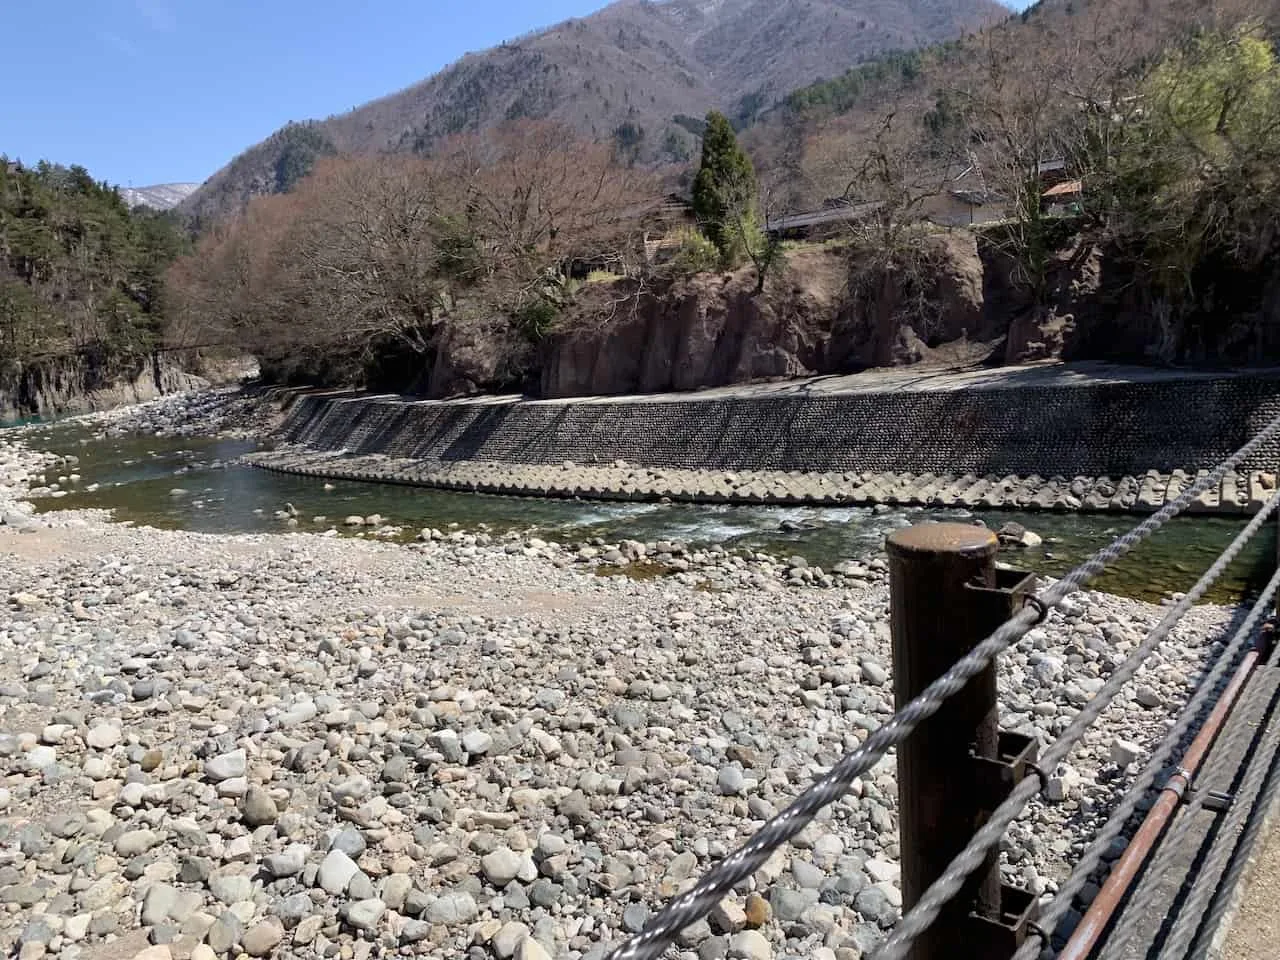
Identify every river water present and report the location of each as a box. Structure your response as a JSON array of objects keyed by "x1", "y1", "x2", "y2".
[{"x1": 14, "y1": 421, "x2": 1275, "y2": 605}]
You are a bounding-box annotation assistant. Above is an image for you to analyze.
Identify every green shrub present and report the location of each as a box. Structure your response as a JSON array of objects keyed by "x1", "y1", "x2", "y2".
[
  {"x1": 667, "y1": 228, "x2": 721, "y2": 275},
  {"x1": 512, "y1": 297, "x2": 559, "y2": 341}
]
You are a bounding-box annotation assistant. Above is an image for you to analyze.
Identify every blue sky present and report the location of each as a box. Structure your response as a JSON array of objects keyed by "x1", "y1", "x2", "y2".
[{"x1": 3, "y1": 0, "x2": 1030, "y2": 189}]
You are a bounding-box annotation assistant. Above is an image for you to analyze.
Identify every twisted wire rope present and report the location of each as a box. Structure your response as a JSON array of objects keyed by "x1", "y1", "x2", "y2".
[
  {"x1": 1100, "y1": 610, "x2": 1280, "y2": 960},
  {"x1": 873, "y1": 490, "x2": 1280, "y2": 960},
  {"x1": 1180, "y1": 640, "x2": 1280, "y2": 960},
  {"x1": 1168, "y1": 705, "x2": 1280, "y2": 960},
  {"x1": 1009, "y1": 565, "x2": 1280, "y2": 960},
  {"x1": 1098, "y1": 641, "x2": 1280, "y2": 954}
]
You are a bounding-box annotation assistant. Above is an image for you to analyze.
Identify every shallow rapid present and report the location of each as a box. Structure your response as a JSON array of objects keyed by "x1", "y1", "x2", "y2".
[{"x1": 13, "y1": 416, "x2": 1273, "y2": 605}]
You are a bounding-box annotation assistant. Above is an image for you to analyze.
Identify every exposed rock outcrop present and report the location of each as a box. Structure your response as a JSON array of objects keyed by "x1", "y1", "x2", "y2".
[
  {"x1": 541, "y1": 247, "x2": 846, "y2": 397},
  {"x1": 0, "y1": 353, "x2": 207, "y2": 423},
  {"x1": 426, "y1": 316, "x2": 534, "y2": 399},
  {"x1": 826, "y1": 231, "x2": 989, "y2": 369},
  {"x1": 254, "y1": 228, "x2": 1280, "y2": 402},
  {"x1": 541, "y1": 235, "x2": 998, "y2": 398},
  {"x1": 999, "y1": 240, "x2": 1104, "y2": 363}
]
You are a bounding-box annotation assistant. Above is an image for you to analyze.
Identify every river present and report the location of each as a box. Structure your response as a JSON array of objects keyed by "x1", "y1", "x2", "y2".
[{"x1": 14, "y1": 420, "x2": 1275, "y2": 605}]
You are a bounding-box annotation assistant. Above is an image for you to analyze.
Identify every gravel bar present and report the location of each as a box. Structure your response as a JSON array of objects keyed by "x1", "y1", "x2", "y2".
[{"x1": 0, "y1": 394, "x2": 1240, "y2": 960}]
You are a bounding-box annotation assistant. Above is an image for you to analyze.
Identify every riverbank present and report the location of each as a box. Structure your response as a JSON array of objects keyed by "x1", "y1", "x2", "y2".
[
  {"x1": 0, "y1": 416, "x2": 1243, "y2": 960},
  {"x1": 0, "y1": 354, "x2": 213, "y2": 426},
  {"x1": 10, "y1": 390, "x2": 1273, "y2": 604},
  {"x1": 250, "y1": 363, "x2": 1280, "y2": 517}
]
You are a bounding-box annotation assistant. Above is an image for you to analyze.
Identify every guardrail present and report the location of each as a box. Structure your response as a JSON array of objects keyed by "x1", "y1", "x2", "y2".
[{"x1": 606, "y1": 409, "x2": 1280, "y2": 960}]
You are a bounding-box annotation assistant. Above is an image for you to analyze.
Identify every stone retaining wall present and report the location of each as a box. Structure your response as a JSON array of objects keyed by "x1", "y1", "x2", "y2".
[{"x1": 277, "y1": 375, "x2": 1280, "y2": 477}]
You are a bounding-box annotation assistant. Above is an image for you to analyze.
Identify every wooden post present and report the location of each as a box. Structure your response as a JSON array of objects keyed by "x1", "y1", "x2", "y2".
[{"x1": 886, "y1": 522, "x2": 1002, "y2": 960}]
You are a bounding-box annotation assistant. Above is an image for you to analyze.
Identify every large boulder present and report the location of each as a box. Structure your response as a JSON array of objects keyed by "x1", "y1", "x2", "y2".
[
  {"x1": 1001, "y1": 239, "x2": 1104, "y2": 363},
  {"x1": 427, "y1": 315, "x2": 534, "y2": 399}
]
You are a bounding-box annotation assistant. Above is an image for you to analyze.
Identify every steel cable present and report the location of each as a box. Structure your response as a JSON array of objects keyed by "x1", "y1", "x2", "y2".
[
  {"x1": 1008, "y1": 538, "x2": 1280, "y2": 958},
  {"x1": 1011, "y1": 566, "x2": 1280, "y2": 960},
  {"x1": 873, "y1": 491, "x2": 1280, "y2": 960},
  {"x1": 1138, "y1": 635, "x2": 1280, "y2": 960},
  {"x1": 1183, "y1": 645, "x2": 1280, "y2": 960},
  {"x1": 607, "y1": 414, "x2": 1280, "y2": 960},
  {"x1": 1174, "y1": 709, "x2": 1280, "y2": 960},
  {"x1": 1102, "y1": 613, "x2": 1280, "y2": 959}
]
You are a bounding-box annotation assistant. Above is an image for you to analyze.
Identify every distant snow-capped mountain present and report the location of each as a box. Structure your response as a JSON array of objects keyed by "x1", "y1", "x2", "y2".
[{"x1": 120, "y1": 182, "x2": 200, "y2": 211}]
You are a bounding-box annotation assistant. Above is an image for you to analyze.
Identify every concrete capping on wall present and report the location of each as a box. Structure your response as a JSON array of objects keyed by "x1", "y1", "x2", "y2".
[{"x1": 275, "y1": 374, "x2": 1280, "y2": 478}]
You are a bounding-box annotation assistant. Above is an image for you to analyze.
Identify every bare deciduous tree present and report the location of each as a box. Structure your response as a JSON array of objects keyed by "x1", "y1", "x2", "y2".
[{"x1": 166, "y1": 121, "x2": 661, "y2": 382}]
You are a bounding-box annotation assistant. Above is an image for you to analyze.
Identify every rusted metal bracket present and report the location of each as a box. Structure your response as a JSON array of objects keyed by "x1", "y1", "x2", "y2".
[
  {"x1": 972, "y1": 732, "x2": 1041, "y2": 811},
  {"x1": 966, "y1": 567, "x2": 1040, "y2": 632},
  {"x1": 966, "y1": 885, "x2": 1042, "y2": 956},
  {"x1": 966, "y1": 568, "x2": 1042, "y2": 813},
  {"x1": 963, "y1": 565, "x2": 1043, "y2": 951}
]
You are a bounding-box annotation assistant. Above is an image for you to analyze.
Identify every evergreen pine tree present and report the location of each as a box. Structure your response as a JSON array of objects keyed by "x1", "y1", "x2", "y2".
[{"x1": 691, "y1": 111, "x2": 757, "y2": 256}]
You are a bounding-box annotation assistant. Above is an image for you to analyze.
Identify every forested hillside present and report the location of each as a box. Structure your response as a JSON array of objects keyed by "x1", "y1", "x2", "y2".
[
  {"x1": 749, "y1": 0, "x2": 1280, "y2": 204},
  {"x1": 0, "y1": 160, "x2": 189, "y2": 375},
  {"x1": 180, "y1": 0, "x2": 1005, "y2": 222},
  {"x1": 166, "y1": 123, "x2": 662, "y2": 391},
  {"x1": 745, "y1": 0, "x2": 1280, "y2": 363},
  {"x1": 166, "y1": 0, "x2": 1280, "y2": 399}
]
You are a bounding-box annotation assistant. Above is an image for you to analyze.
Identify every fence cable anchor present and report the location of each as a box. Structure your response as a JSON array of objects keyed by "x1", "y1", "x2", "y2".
[
  {"x1": 971, "y1": 733, "x2": 1042, "y2": 809},
  {"x1": 1196, "y1": 789, "x2": 1235, "y2": 813},
  {"x1": 1023, "y1": 594, "x2": 1050, "y2": 625}
]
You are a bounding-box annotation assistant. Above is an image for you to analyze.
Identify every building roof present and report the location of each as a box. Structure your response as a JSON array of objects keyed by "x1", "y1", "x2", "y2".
[
  {"x1": 765, "y1": 201, "x2": 883, "y2": 234},
  {"x1": 1043, "y1": 179, "x2": 1083, "y2": 199}
]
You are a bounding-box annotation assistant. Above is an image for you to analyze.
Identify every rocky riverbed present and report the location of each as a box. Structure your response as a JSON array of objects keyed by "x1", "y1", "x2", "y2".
[
  {"x1": 0, "y1": 404, "x2": 1243, "y2": 960},
  {"x1": 87, "y1": 387, "x2": 279, "y2": 442}
]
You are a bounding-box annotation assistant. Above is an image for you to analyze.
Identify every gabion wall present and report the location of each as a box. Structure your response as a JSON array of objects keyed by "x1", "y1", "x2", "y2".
[{"x1": 279, "y1": 376, "x2": 1280, "y2": 476}]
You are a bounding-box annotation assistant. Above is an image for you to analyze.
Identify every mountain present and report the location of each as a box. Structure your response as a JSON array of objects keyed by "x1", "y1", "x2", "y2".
[
  {"x1": 120, "y1": 182, "x2": 200, "y2": 211},
  {"x1": 180, "y1": 0, "x2": 1008, "y2": 222},
  {"x1": 742, "y1": 0, "x2": 1280, "y2": 208}
]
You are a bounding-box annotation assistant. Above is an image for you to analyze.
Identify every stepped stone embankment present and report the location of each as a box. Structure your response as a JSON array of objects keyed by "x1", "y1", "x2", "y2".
[{"x1": 250, "y1": 365, "x2": 1280, "y2": 515}]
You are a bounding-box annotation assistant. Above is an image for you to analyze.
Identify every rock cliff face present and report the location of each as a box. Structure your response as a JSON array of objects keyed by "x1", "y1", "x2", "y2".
[
  {"x1": 0, "y1": 353, "x2": 207, "y2": 423},
  {"x1": 989, "y1": 238, "x2": 1106, "y2": 364},
  {"x1": 426, "y1": 317, "x2": 535, "y2": 400},
  {"x1": 539, "y1": 236, "x2": 996, "y2": 398},
  {"x1": 536, "y1": 233, "x2": 1280, "y2": 400},
  {"x1": 541, "y1": 246, "x2": 848, "y2": 397},
  {"x1": 825, "y1": 232, "x2": 991, "y2": 370}
]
